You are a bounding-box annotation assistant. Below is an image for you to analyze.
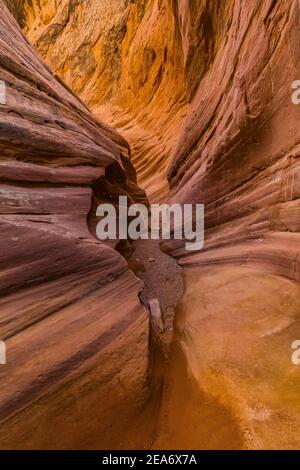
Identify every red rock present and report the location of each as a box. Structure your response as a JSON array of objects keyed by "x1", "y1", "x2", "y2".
[
  {"x1": 0, "y1": 0, "x2": 149, "y2": 449},
  {"x1": 3, "y1": 0, "x2": 300, "y2": 450}
]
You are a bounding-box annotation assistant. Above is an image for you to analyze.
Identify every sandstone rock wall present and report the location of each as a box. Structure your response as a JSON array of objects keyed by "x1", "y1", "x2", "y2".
[
  {"x1": 3, "y1": 0, "x2": 300, "y2": 449},
  {"x1": 166, "y1": 0, "x2": 300, "y2": 449},
  {"x1": 7, "y1": 0, "x2": 188, "y2": 200},
  {"x1": 168, "y1": 1, "x2": 300, "y2": 280},
  {"x1": 0, "y1": 1, "x2": 150, "y2": 449}
]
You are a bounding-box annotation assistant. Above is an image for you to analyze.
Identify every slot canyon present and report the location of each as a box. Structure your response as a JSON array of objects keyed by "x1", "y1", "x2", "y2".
[{"x1": 0, "y1": 0, "x2": 300, "y2": 450}]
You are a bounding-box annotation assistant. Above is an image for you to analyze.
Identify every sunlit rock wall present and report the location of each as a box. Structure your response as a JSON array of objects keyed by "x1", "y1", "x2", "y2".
[
  {"x1": 5, "y1": 0, "x2": 300, "y2": 449},
  {"x1": 8, "y1": 0, "x2": 188, "y2": 200}
]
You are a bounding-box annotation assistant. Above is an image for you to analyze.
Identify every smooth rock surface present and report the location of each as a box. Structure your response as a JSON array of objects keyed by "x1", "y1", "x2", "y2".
[
  {"x1": 0, "y1": 1, "x2": 150, "y2": 449},
  {"x1": 3, "y1": 0, "x2": 300, "y2": 449}
]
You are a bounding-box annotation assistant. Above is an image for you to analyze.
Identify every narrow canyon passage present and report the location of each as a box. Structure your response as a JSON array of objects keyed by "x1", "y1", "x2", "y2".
[
  {"x1": 1, "y1": 0, "x2": 300, "y2": 451},
  {"x1": 126, "y1": 241, "x2": 245, "y2": 450},
  {"x1": 16, "y1": 0, "x2": 249, "y2": 448}
]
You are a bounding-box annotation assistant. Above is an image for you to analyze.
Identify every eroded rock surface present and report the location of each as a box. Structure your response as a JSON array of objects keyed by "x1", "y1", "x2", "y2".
[
  {"x1": 166, "y1": 0, "x2": 300, "y2": 449},
  {"x1": 0, "y1": 1, "x2": 150, "y2": 449},
  {"x1": 6, "y1": 0, "x2": 188, "y2": 200},
  {"x1": 3, "y1": 0, "x2": 300, "y2": 449}
]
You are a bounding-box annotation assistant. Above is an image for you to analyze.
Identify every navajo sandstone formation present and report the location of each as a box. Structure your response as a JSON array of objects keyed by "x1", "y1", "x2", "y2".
[
  {"x1": 0, "y1": 0, "x2": 149, "y2": 449},
  {"x1": 2, "y1": 0, "x2": 300, "y2": 450}
]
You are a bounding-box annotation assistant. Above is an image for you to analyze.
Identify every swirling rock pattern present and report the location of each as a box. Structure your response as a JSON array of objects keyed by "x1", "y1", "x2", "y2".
[
  {"x1": 168, "y1": 0, "x2": 300, "y2": 449},
  {"x1": 3, "y1": 0, "x2": 300, "y2": 449},
  {"x1": 0, "y1": 1, "x2": 149, "y2": 449},
  {"x1": 6, "y1": 0, "x2": 188, "y2": 201}
]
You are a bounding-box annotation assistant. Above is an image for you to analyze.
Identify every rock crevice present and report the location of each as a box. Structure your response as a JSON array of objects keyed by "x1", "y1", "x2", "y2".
[{"x1": 2, "y1": 0, "x2": 300, "y2": 450}]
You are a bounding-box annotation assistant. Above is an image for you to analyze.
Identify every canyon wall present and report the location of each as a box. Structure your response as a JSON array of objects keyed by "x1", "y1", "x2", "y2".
[
  {"x1": 6, "y1": 0, "x2": 188, "y2": 200},
  {"x1": 169, "y1": 0, "x2": 300, "y2": 449},
  {"x1": 168, "y1": 0, "x2": 300, "y2": 275},
  {"x1": 0, "y1": 1, "x2": 150, "y2": 449},
  {"x1": 3, "y1": 0, "x2": 300, "y2": 449}
]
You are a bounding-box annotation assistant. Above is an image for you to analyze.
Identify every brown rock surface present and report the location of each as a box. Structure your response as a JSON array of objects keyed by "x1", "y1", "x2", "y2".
[
  {"x1": 2, "y1": 0, "x2": 300, "y2": 450},
  {"x1": 166, "y1": 0, "x2": 300, "y2": 449},
  {"x1": 174, "y1": 266, "x2": 300, "y2": 450},
  {"x1": 166, "y1": 1, "x2": 300, "y2": 449},
  {"x1": 7, "y1": 0, "x2": 188, "y2": 201},
  {"x1": 0, "y1": 1, "x2": 150, "y2": 449}
]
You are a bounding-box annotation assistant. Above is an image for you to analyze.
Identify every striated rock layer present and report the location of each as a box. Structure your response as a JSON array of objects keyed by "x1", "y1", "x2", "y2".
[
  {"x1": 3, "y1": 0, "x2": 300, "y2": 449},
  {"x1": 7, "y1": 0, "x2": 189, "y2": 201},
  {"x1": 0, "y1": 1, "x2": 150, "y2": 449},
  {"x1": 166, "y1": 0, "x2": 300, "y2": 449}
]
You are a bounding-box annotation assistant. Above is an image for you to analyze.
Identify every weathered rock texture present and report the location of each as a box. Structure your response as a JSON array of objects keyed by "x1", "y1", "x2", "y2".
[
  {"x1": 7, "y1": 0, "x2": 188, "y2": 201},
  {"x1": 0, "y1": 1, "x2": 150, "y2": 449},
  {"x1": 167, "y1": 0, "x2": 300, "y2": 449},
  {"x1": 3, "y1": 0, "x2": 300, "y2": 450}
]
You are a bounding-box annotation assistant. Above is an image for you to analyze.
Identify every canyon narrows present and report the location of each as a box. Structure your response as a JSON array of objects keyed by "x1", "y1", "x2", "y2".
[{"x1": 1, "y1": 0, "x2": 300, "y2": 451}]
